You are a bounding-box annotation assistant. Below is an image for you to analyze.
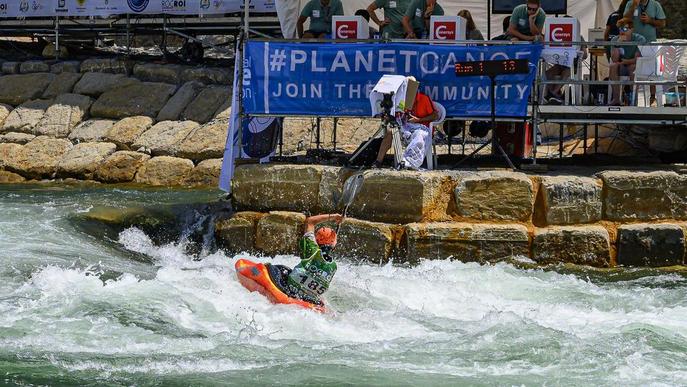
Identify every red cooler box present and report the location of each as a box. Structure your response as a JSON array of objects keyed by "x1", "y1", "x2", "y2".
[{"x1": 494, "y1": 122, "x2": 532, "y2": 158}]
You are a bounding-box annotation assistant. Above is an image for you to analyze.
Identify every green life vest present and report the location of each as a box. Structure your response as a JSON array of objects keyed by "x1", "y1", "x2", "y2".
[{"x1": 287, "y1": 235, "x2": 337, "y2": 301}]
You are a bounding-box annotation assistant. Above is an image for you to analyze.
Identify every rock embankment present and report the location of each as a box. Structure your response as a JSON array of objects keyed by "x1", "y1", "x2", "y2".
[
  {"x1": 220, "y1": 164, "x2": 687, "y2": 268},
  {"x1": 0, "y1": 58, "x2": 231, "y2": 186}
]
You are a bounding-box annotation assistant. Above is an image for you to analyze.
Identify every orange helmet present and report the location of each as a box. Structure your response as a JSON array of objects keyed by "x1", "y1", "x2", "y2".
[{"x1": 315, "y1": 227, "x2": 337, "y2": 247}]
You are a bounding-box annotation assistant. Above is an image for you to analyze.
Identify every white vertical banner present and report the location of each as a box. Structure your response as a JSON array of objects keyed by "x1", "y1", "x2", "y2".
[{"x1": 218, "y1": 50, "x2": 242, "y2": 193}]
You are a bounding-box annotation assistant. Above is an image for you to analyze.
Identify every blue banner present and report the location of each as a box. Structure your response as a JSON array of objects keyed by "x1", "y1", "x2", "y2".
[{"x1": 243, "y1": 42, "x2": 542, "y2": 118}]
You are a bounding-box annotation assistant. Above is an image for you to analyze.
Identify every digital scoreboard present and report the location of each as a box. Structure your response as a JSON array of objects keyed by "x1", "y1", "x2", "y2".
[{"x1": 454, "y1": 59, "x2": 529, "y2": 77}]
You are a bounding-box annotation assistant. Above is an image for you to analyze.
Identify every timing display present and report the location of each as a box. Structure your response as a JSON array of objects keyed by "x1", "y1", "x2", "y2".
[{"x1": 454, "y1": 59, "x2": 530, "y2": 77}]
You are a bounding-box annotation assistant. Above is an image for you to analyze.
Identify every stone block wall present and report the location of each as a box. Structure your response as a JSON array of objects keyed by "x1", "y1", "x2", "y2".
[
  {"x1": 222, "y1": 164, "x2": 687, "y2": 268},
  {"x1": 0, "y1": 59, "x2": 231, "y2": 186}
]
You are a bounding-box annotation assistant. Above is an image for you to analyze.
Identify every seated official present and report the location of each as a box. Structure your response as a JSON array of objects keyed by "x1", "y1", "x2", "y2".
[
  {"x1": 367, "y1": 0, "x2": 411, "y2": 39},
  {"x1": 402, "y1": 0, "x2": 444, "y2": 39},
  {"x1": 608, "y1": 19, "x2": 645, "y2": 105},
  {"x1": 297, "y1": 0, "x2": 344, "y2": 39},
  {"x1": 508, "y1": 0, "x2": 546, "y2": 42},
  {"x1": 375, "y1": 79, "x2": 438, "y2": 170},
  {"x1": 492, "y1": 16, "x2": 512, "y2": 41},
  {"x1": 458, "y1": 9, "x2": 484, "y2": 40},
  {"x1": 544, "y1": 26, "x2": 588, "y2": 105}
]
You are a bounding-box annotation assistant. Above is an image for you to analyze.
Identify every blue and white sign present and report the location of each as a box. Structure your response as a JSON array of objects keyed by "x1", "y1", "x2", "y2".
[{"x1": 243, "y1": 42, "x2": 543, "y2": 118}]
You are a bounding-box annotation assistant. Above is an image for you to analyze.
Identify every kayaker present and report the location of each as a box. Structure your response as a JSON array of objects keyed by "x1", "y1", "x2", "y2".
[{"x1": 267, "y1": 213, "x2": 343, "y2": 305}]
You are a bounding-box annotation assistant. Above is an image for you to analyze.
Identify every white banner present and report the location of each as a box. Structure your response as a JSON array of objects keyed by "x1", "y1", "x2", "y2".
[{"x1": 0, "y1": 0, "x2": 275, "y2": 17}]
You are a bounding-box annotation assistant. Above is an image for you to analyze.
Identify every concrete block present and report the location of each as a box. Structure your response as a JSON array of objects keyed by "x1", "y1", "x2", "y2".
[{"x1": 617, "y1": 223, "x2": 685, "y2": 267}]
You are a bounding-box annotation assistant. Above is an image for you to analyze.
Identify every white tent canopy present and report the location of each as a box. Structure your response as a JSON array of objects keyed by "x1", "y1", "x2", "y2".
[{"x1": 275, "y1": 0, "x2": 621, "y2": 40}]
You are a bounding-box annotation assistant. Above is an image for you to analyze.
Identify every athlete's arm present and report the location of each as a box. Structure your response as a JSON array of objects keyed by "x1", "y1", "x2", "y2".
[{"x1": 304, "y1": 214, "x2": 343, "y2": 233}]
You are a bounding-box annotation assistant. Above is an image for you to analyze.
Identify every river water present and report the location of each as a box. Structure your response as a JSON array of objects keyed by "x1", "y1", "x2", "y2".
[{"x1": 1, "y1": 184, "x2": 686, "y2": 386}]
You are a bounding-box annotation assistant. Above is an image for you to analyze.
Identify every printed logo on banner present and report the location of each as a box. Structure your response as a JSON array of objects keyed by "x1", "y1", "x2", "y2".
[
  {"x1": 0, "y1": 1, "x2": 8, "y2": 14},
  {"x1": 550, "y1": 24, "x2": 573, "y2": 46},
  {"x1": 128, "y1": 0, "x2": 149, "y2": 12},
  {"x1": 162, "y1": 0, "x2": 187, "y2": 12},
  {"x1": 19, "y1": 0, "x2": 29, "y2": 12},
  {"x1": 335, "y1": 21, "x2": 358, "y2": 39},
  {"x1": 200, "y1": 0, "x2": 210, "y2": 9},
  {"x1": 433, "y1": 21, "x2": 456, "y2": 40}
]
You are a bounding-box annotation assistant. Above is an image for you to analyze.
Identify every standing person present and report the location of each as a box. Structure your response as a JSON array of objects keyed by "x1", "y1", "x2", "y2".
[
  {"x1": 623, "y1": 0, "x2": 666, "y2": 105},
  {"x1": 366, "y1": 0, "x2": 412, "y2": 39},
  {"x1": 507, "y1": 0, "x2": 546, "y2": 42},
  {"x1": 268, "y1": 214, "x2": 343, "y2": 306},
  {"x1": 297, "y1": 0, "x2": 344, "y2": 39},
  {"x1": 458, "y1": 9, "x2": 484, "y2": 40},
  {"x1": 605, "y1": 0, "x2": 630, "y2": 41},
  {"x1": 402, "y1": 0, "x2": 444, "y2": 39},
  {"x1": 608, "y1": 19, "x2": 646, "y2": 106},
  {"x1": 374, "y1": 77, "x2": 439, "y2": 169}
]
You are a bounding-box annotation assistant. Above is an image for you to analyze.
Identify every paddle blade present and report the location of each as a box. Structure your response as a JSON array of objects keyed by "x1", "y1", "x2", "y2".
[{"x1": 341, "y1": 173, "x2": 364, "y2": 208}]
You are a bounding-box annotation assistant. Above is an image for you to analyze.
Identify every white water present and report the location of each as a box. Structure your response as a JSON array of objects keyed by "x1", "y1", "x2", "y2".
[{"x1": 1, "y1": 186, "x2": 686, "y2": 385}]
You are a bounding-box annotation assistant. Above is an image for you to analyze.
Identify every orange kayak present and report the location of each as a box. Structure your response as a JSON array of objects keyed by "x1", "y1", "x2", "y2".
[{"x1": 234, "y1": 258, "x2": 326, "y2": 313}]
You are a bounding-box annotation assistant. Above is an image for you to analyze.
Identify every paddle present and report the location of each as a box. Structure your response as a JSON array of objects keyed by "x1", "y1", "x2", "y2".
[{"x1": 336, "y1": 173, "x2": 365, "y2": 235}]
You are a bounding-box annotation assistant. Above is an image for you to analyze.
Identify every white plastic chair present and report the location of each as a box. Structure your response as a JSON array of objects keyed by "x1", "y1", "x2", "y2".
[
  {"x1": 425, "y1": 102, "x2": 446, "y2": 170},
  {"x1": 633, "y1": 42, "x2": 686, "y2": 107}
]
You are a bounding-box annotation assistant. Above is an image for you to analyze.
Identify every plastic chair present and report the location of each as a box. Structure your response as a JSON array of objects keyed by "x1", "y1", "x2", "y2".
[
  {"x1": 633, "y1": 42, "x2": 686, "y2": 107},
  {"x1": 425, "y1": 102, "x2": 446, "y2": 170}
]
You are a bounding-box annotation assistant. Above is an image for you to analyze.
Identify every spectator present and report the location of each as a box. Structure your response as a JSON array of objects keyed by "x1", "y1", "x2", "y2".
[
  {"x1": 608, "y1": 19, "x2": 646, "y2": 106},
  {"x1": 457, "y1": 9, "x2": 484, "y2": 40},
  {"x1": 623, "y1": 0, "x2": 666, "y2": 104},
  {"x1": 492, "y1": 16, "x2": 511, "y2": 40},
  {"x1": 402, "y1": 0, "x2": 444, "y2": 39},
  {"x1": 544, "y1": 37, "x2": 588, "y2": 105},
  {"x1": 355, "y1": 9, "x2": 379, "y2": 38},
  {"x1": 375, "y1": 77, "x2": 438, "y2": 170},
  {"x1": 605, "y1": 0, "x2": 630, "y2": 41},
  {"x1": 508, "y1": 0, "x2": 546, "y2": 42},
  {"x1": 297, "y1": 0, "x2": 344, "y2": 39},
  {"x1": 367, "y1": 0, "x2": 412, "y2": 39}
]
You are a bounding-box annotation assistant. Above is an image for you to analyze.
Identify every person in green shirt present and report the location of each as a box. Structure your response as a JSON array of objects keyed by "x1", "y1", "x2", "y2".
[
  {"x1": 297, "y1": 0, "x2": 344, "y2": 39},
  {"x1": 507, "y1": 0, "x2": 546, "y2": 42},
  {"x1": 609, "y1": 19, "x2": 646, "y2": 106},
  {"x1": 402, "y1": 0, "x2": 444, "y2": 39},
  {"x1": 367, "y1": 0, "x2": 412, "y2": 39},
  {"x1": 266, "y1": 213, "x2": 343, "y2": 306}
]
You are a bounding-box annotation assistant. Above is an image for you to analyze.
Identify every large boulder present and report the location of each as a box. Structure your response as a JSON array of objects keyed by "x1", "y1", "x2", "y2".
[
  {"x1": 232, "y1": 164, "x2": 324, "y2": 214},
  {"x1": 215, "y1": 211, "x2": 265, "y2": 254},
  {"x1": 57, "y1": 142, "x2": 117, "y2": 179},
  {"x1": 454, "y1": 171, "x2": 534, "y2": 222},
  {"x1": 5, "y1": 136, "x2": 73, "y2": 178},
  {"x1": 348, "y1": 170, "x2": 453, "y2": 223},
  {"x1": 50, "y1": 61, "x2": 81, "y2": 74},
  {"x1": 0, "y1": 132, "x2": 35, "y2": 144},
  {"x1": 68, "y1": 119, "x2": 116, "y2": 143},
  {"x1": 104, "y1": 116, "x2": 154, "y2": 150},
  {"x1": 41, "y1": 43, "x2": 69, "y2": 59},
  {"x1": 42, "y1": 72, "x2": 82, "y2": 99},
  {"x1": 255, "y1": 211, "x2": 306, "y2": 256},
  {"x1": 2, "y1": 99, "x2": 51, "y2": 133},
  {"x1": 132, "y1": 120, "x2": 200, "y2": 156},
  {"x1": 134, "y1": 156, "x2": 194, "y2": 186},
  {"x1": 0, "y1": 73, "x2": 55, "y2": 105},
  {"x1": 0, "y1": 170, "x2": 25, "y2": 184},
  {"x1": 157, "y1": 81, "x2": 204, "y2": 121},
  {"x1": 181, "y1": 67, "x2": 231, "y2": 85},
  {"x1": 19, "y1": 61, "x2": 50, "y2": 74},
  {"x1": 34, "y1": 93, "x2": 93, "y2": 137},
  {"x1": 337, "y1": 218, "x2": 397, "y2": 263},
  {"x1": 90, "y1": 82, "x2": 176, "y2": 119},
  {"x1": 0, "y1": 103, "x2": 11, "y2": 127},
  {"x1": 0, "y1": 143, "x2": 23, "y2": 169},
  {"x1": 185, "y1": 158, "x2": 222, "y2": 187},
  {"x1": 181, "y1": 86, "x2": 231, "y2": 124},
  {"x1": 80, "y1": 58, "x2": 132, "y2": 74},
  {"x1": 532, "y1": 226, "x2": 611, "y2": 267},
  {"x1": 534, "y1": 176, "x2": 603, "y2": 226},
  {"x1": 617, "y1": 224, "x2": 685, "y2": 267},
  {"x1": 176, "y1": 119, "x2": 228, "y2": 160},
  {"x1": 94, "y1": 151, "x2": 151, "y2": 183},
  {"x1": 72, "y1": 72, "x2": 138, "y2": 97},
  {"x1": 599, "y1": 171, "x2": 687, "y2": 221},
  {"x1": 318, "y1": 167, "x2": 356, "y2": 213},
  {"x1": 403, "y1": 222, "x2": 530, "y2": 263},
  {"x1": 133, "y1": 63, "x2": 184, "y2": 84}
]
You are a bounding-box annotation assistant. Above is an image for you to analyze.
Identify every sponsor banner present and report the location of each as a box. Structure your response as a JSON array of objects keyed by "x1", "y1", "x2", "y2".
[
  {"x1": 243, "y1": 42, "x2": 543, "y2": 118},
  {"x1": 0, "y1": 0, "x2": 275, "y2": 17}
]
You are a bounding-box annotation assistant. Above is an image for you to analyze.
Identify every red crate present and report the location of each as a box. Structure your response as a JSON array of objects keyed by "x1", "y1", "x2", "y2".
[{"x1": 494, "y1": 122, "x2": 532, "y2": 158}]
